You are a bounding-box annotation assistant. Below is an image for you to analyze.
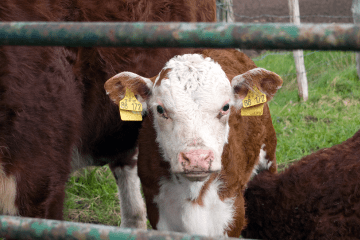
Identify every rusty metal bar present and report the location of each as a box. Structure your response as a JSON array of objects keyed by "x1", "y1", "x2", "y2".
[
  {"x1": 0, "y1": 215, "x2": 246, "y2": 240},
  {"x1": 0, "y1": 22, "x2": 359, "y2": 50}
]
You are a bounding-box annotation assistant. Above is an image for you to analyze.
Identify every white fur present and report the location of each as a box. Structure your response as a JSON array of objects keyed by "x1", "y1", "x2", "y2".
[
  {"x1": 251, "y1": 144, "x2": 272, "y2": 179},
  {"x1": 154, "y1": 176, "x2": 235, "y2": 236},
  {"x1": 149, "y1": 54, "x2": 233, "y2": 173},
  {"x1": 0, "y1": 165, "x2": 18, "y2": 215},
  {"x1": 112, "y1": 165, "x2": 147, "y2": 229},
  {"x1": 231, "y1": 67, "x2": 270, "y2": 88}
]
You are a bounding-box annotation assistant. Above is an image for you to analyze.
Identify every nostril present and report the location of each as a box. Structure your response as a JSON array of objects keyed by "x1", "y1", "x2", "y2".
[{"x1": 180, "y1": 152, "x2": 191, "y2": 163}]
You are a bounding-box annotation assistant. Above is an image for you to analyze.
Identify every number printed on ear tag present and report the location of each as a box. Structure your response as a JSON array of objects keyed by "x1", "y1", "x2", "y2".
[
  {"x1": 119, "y1": 89, "x2": 143, "y2": 121},
  {"x1": 119, "y1": 88, "x2": 143, "y2": 111},
  {"x1": 242, "y1": 86, "x2": 267, "y2": 108}
]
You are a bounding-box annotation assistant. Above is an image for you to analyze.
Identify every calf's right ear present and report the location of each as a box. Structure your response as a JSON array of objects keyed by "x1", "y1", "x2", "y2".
[{"x1": 104, "y1": 72, "x2": 153, "y2": 110}]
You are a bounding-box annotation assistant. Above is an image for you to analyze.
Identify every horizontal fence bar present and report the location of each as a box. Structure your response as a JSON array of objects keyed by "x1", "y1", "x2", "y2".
[
  {"x1": 0, "y1": 22, "x2": 360, "y2": 50},
  {"x1": 0, "y1": 215, "x2": 245, "y2": 240}
]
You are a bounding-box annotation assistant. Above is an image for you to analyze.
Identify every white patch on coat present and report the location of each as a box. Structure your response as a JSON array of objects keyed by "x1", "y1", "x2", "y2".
[
  {"x1": 149, "y1": 54, "x2": 234, "y2": 173},
  {"x1": 0, "y1": 165, "x2": 18, "y2": 215},
  {"x1": 251, "y1": 144, "x2": 272, "y2": 179},
  {"x1": 154, "y1": 176, "x2": 235, "y2": 237}
]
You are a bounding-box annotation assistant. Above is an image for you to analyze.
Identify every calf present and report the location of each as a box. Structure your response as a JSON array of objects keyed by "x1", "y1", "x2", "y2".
[
  {"x1": 0, "y1": 0, "x2": 216, "y2": 228},
  {"x1": 242, "y1": 129, "x2": 360, "y2": 240},
  {"x1": 105, "y1": 49, "x2": 283, "y2": 237}
]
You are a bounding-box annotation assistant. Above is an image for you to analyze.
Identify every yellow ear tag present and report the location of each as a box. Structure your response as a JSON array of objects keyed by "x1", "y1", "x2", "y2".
[
  {"x1": 241, "y1": 86, "x2": 266, "y2": 116},
  {"x1": 242, "y1": 86, "x2": 267, "y2": 108},
  {"x1": 119, "y1": 88, "x2": 143, "y2": 121},
  {"x1": 241, "y1": 103, "x2": 264, "y2": 116}
]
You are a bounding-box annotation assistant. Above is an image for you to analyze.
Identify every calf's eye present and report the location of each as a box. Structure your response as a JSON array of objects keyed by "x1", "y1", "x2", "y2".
[
  {"x1": 222, "y1": 104, "x2": 230, "y2": 112},
  {"x1": 157, "y1": 105, "x2": 165, "y2": 114}
]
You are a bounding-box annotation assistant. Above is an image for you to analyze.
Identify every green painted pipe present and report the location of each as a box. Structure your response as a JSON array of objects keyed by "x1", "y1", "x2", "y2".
[
  {"x1": 0, "y1": 22, "x2": 359, "y2": 50},
  {"x1": 0, "y1": 215, "x2": 252, "y2": 240}
]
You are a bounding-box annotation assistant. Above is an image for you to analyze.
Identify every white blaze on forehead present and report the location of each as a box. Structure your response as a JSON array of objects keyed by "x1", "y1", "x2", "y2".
[
  {"x1": 154, "y1": 54, "x2": 231, "y2": 108},
  {"x1": 150, "y1": 54, "x2": 233, "y2": 173}
]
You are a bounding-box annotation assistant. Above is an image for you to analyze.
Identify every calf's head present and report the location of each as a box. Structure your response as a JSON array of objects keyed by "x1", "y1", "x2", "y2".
[{"x1": 105, "y1": 53, "x2": 282, "y2": 181}]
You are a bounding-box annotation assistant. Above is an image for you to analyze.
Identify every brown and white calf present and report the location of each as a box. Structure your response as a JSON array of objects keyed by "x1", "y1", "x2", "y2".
[
  {"x1": 105, "y1": 49, "x2": 283, "y2": 237},
  {"x1": 0, "y1": 0, "x2": 216, "y2": 227}
]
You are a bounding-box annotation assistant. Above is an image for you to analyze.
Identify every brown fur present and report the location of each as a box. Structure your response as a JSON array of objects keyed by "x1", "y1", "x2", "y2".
[
  {"x1": 242, "y1": 129, "x2": 360, "y2": 240},
  {"x1": 134, "y1": 49, "x2": 282, "y2": 237},
  {"x1": 0, "y1": 0, "x2": 216, "y2": 219}
]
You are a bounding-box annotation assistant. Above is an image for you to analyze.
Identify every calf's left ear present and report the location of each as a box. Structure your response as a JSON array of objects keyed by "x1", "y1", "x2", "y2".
[
  {"x1": 104, "y1": 72, "x2": 153, "y2": 110},
  {"x1": 231, "y1": 67, "x2": 283, "y2": 109}
]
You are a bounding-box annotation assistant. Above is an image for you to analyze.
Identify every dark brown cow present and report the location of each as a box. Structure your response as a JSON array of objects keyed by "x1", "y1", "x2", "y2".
[
  {"x1": 105, "y1": 49, "x2": 282, "y2": 237},
  {"x1": 0, "y1": 0, "x2": 216, "y2": 227},
  {"x1": 242, "y1": 129, "x2": 360, "y2": 240}
]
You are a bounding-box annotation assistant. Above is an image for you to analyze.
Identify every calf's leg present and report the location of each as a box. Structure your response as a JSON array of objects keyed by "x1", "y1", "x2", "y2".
[{"x1": 109, "y1": 147, "x2": 147, "y2": 229}]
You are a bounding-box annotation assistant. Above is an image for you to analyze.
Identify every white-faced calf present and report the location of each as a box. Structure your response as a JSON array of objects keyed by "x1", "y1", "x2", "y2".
[
  {"x1": 0, "y1": 0, "x2": 217, "y2": 228},
  {"x1": 105, "y1": 49, "x2": 283, "y2": 237}
]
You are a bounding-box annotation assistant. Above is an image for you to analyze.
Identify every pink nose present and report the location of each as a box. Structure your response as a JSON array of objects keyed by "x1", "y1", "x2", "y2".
[{"x1": 178, "y1": 149, "x2": 214, "y2": 172}]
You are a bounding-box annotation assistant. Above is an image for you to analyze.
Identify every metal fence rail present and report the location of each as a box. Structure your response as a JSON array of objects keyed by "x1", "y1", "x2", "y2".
[
  {"x1": 0, "y1": 21, "x2": 357, "y2": 239},
  {"x1": 0, "y1": 215, "x2": 245, "y2": 240},
  {"x1": 0, "y1": 22, "x2": 359, "y2": 50}
]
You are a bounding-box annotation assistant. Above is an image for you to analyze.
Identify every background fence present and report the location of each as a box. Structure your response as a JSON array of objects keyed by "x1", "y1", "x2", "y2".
[
  {"x1": 217, "y1": 0, "x2": 357, "y2": 101},
  {"x1": 232, "y1": 0, "x2": 352, "y2": 23}
]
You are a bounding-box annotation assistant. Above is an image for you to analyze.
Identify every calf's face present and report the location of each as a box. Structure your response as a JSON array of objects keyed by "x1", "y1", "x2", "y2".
[
  {"x1": 105, "y1": 53, "x2": 282, "y2": 181},
  {"x1": 150, "y1": 55, "x2": 232, "y2": 181}
]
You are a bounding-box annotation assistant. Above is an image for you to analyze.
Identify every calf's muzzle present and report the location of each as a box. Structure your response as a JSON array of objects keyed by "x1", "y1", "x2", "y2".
[{"x1": 178, "y1": 149, "x2": 216, "y2": 181}]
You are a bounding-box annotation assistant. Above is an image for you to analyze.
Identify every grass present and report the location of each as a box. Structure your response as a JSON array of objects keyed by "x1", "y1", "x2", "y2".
[
  {"x1": 254, "y1": 51, "x2": 360, "y2": 169},
  {"x1": 64, "y1": 166, "x2": 121, "y2": 226},
  {"x1": 64, "y1": 50, "x2": 360, "y2": 226}
]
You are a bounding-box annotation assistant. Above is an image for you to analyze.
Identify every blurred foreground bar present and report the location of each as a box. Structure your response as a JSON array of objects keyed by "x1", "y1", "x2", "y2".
[{"x1": 0, "y1": 22, "x2": 359, "y2": 50}]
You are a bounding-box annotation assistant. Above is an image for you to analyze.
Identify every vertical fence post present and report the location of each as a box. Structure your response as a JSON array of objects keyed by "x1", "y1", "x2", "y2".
[
  {"x1": 216, "y1": 0, "x2": 234, "y2": 22},
  {"x1": 352, "y1": 0, "x2": 360, "y2": 79},
  {"x1": 288, "y1": 0, "x2": 308, "y2": 101}
]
